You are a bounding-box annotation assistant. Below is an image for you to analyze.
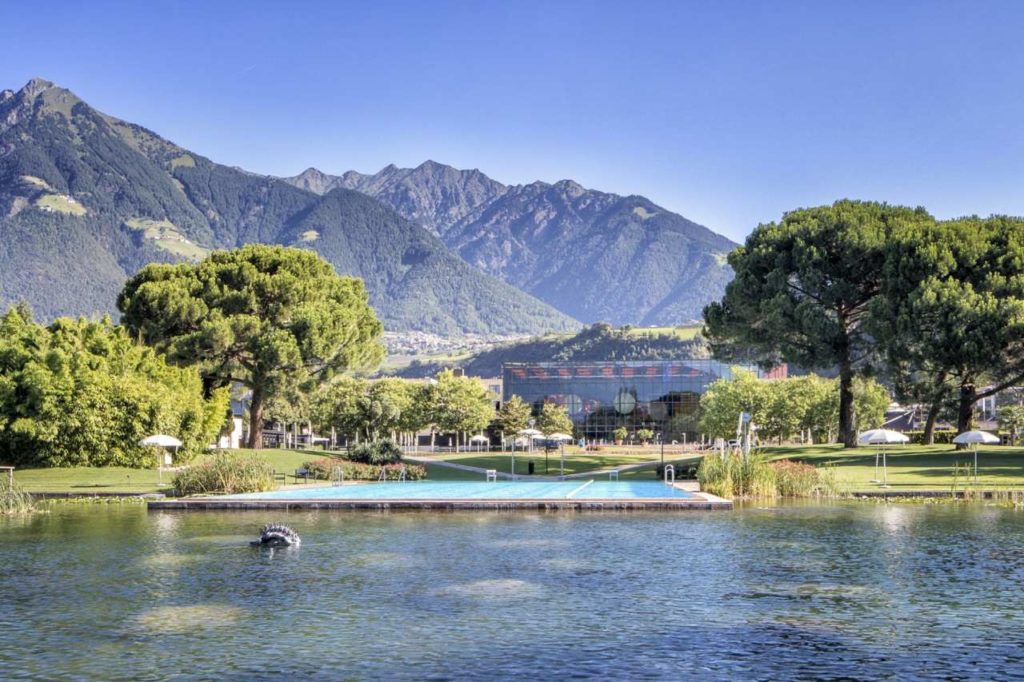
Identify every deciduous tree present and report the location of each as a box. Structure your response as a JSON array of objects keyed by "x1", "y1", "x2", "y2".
[
  {"x1": 424, "y1": 370, "x2": 494, "y2": 452},
  {"x1": 0, "y1": 308, "x2": 227, "y2": 467},
  {"x1": 538, "y1": 402, "x2": 574, "y2": 437},
  {"x1": 494, "y1": 394, "x2": 531, "y2": 442}
]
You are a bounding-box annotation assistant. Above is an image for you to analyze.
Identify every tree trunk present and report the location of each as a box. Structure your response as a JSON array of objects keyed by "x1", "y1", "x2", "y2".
[
  {"x1": 838, "y1": 359, "x2": 857, "y2": 447},
  {"x1": 957, "y1": 381, "x2": 976, "y2": 438},
  {"x1": 923, "y1": 402, "x2": 940, "y2": 445},
  {"x1": 247, "y1": 386, "x2": 264, "y2": 449}
]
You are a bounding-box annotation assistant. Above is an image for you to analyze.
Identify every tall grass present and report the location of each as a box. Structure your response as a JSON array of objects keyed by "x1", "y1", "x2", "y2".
[
  {"x1": 697, "y1": 451, "x2": 777, "y2": 498},
  {"x1": 172, "y1": 453, "x2": 275, "y2": 496},
  {"x1": 698, "y1": 452, "x2": 834, "y2": 498},
  {"x1": 0, "y1": 475, "x2": 36, "y2": 514}
]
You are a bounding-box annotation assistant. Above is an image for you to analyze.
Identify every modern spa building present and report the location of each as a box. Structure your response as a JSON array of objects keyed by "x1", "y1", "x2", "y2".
[{"x1": 502, "y1": 360, "x2": 785, "y2": 442}]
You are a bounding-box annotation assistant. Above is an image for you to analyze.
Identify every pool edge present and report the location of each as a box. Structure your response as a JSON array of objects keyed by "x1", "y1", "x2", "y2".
[{"x1": 147, "y1": 492, "x2": 732, "y2": 512}]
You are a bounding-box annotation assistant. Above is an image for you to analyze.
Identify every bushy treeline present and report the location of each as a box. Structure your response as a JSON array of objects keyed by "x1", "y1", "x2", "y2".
[
  {"x1": 279, "y1": 370, "x2": 496, "y2": 451},
  {"x1": 698, "y1": 370, "x2": 890, "y2": 443},
  {"x1": 0, "y1": 307, "x2": 228, "y2": 467}
]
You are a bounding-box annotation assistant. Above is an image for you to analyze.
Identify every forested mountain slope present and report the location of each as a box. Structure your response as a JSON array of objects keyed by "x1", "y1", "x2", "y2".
[
  {"x1": 285, "y1": 163, "x2": 737, "y2": 325},
  {"x1": 0, "y1": 78, "x2": 577, "y2": 335}
]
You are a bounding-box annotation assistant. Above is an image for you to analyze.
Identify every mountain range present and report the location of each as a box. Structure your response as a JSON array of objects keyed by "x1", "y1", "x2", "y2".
[
  {"x1": 284, "y1": 163, "x2": 736, "y2": 325},
  {"x1": 0, "y1": 78, "x2": 574, "y2": 335},
  {"x1": 0, "y1": 77, "x2": 736, "y2": 336}
]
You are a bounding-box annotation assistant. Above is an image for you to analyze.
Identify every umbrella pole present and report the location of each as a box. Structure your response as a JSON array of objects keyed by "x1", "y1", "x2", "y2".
[{"x1": 974, "y1": 446, "x2": 979, "y2": 487}]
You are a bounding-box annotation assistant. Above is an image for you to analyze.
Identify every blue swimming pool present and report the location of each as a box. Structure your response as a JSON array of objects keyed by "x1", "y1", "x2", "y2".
[{"x1": 226, "y1": 480, "x2": 692, "y2": 501}]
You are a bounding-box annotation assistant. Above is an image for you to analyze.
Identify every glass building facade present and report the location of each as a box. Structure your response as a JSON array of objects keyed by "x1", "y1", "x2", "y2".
[{"x1": 502, "y1": 360, "x2": 772, "y2": 442}]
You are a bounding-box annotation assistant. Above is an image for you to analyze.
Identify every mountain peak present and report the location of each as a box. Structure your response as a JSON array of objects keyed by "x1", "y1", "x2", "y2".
[
  {"x1": 416, "y1": 159, "x2": 447, "y2": 171},
  {"x1": 20, "y1": 77, "x2": 56, "y2": 97},
  {"x1": 552, "y1": 179, "x2": 585, "y2": 197}
]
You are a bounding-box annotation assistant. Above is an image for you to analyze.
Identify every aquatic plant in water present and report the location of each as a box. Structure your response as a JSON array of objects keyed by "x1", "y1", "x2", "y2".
[{"x1": 0, "y1": 475, "x2": 35, "y2": 514}]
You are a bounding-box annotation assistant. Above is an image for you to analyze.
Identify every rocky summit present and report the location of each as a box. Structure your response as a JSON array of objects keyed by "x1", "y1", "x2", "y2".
[{"x1": 284, "y1": 162, "x2": 737, "y2": 325}]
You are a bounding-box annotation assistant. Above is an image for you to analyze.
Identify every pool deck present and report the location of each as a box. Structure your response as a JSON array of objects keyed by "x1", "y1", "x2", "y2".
[{"x1": 148, "y1": 486, "x2": 732, "y2": 512}]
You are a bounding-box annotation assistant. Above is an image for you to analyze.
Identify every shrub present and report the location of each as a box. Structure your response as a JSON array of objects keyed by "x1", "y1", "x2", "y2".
[
  {"x1": 903, "y1": 430, "x2": 957, "y2": 445},
  {"x1": 172, "y1": 453, "x2": 275, "y2": 495},
  {"x1": 770, "y1": 459, "x2": 822, "y2": 497},
  {"x1": 636, "y1": 428, "x2": 654, "y2": 442},
  {"x1": 345, "y1": 440, "x2": 403, "y2": 465},
  {"x1": 0, "y1": 475, "x2": 35, "y2": 514},
  {"x1": 303, "y1": 458, "x2": 426, "y2": 481}
]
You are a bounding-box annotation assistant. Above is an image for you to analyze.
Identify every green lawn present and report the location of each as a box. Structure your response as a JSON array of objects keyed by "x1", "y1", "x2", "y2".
[
  {"x1": 12, "y1": 448, "x2": 324, "y2": 494},
  {"x1": 761, "y1": 443, "x2": 1024, "y2": 492},
  {"x1": 18, "y1": 443, "x2": 1009, "y2": 494}
]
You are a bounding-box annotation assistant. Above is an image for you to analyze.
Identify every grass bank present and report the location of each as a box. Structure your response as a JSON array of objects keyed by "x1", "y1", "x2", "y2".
[
  {"x1": 760, "y1": 444, "x2": 1024, "y2": 493},
  {"x1": 11, "y1": 448, "x2": 321, "y2": 494}
]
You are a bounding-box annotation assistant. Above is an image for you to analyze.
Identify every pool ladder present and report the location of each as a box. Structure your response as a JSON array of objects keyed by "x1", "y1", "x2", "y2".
[
  {"x1": 331, "y1": 466, "x2": 344, "y2": 487},
  {"x1": 378, "y1": 466, "x2": 407, "y2": 483},
  {"x1": 663, "y1": 464, "x2": 675, "y2": 486}
]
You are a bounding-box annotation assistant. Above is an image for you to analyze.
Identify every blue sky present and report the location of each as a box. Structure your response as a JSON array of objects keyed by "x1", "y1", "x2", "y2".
[{"x1": 3, "y1": 0, "x2": 1024, "y2": 242}]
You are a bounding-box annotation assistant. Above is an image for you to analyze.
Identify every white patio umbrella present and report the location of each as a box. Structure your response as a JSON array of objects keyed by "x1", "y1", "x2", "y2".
[
  {"x1": 139, "y1": 434, "x2": 182, "y2": 486},
  {"x1": 139, "y1": 434, "x2": 183, "y2": 448},
  {"x1": 952, "y1": 430, "x2": 1001, "y2": 485},
  {"x1": 545, "y1": 433, "x2": 574, "y2": 441},
  {"x1": 469, "y1": 434, "x2": 490, "y2": 452},
  {"x1": 858, "y1": 429, "x2": 909, "y2": 487}
]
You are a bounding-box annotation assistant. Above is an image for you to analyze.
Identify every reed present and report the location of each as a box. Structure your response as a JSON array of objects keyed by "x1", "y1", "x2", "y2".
[
  {"x1": 0, "y1": 475, "x2": 36, "y2": 514},
  {"x1": 698, "y1": 451, "x2": 777, "y2": 498}
]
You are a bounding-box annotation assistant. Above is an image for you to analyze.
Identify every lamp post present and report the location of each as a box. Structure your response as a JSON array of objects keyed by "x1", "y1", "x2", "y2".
[{"x1": 658, "y1": 432, "x2": 664, "y2": 466}]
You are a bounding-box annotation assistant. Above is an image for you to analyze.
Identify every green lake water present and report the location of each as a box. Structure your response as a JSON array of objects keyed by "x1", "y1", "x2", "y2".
[{"x1": 3, "y1": 503, "x2": 1024, "y2": 680}]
